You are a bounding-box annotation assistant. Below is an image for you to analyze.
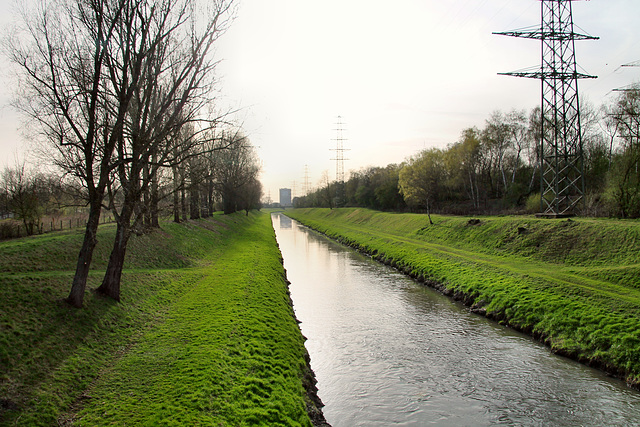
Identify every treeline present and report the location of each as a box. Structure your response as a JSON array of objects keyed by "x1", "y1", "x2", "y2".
[
  {"x1": 297, "y1": 88, "x2": 640, "y2": 219},
  {"x1": 0, "y1": 132, "x2": 261, "y2": 237},
  {"x1": 2, "y1": 0, "x2": 260, "y2": 307}
]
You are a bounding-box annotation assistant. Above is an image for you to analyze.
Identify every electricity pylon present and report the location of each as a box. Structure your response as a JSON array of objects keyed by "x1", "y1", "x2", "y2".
[
  {"x1": 495, "y1": 0, "x2": 597, "y2": 217},
  {"x1": 330, "y1": 116, "x2": 349, "y2": 206},
  {"x1": 303, "y1": 165, "x2": 311, "y2": 196},
  {"x1": 330, "y1": 116, "x2": 349, "y2": 183}
]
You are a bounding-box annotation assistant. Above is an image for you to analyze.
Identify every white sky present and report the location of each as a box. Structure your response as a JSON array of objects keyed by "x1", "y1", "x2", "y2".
[{"x1": 2, "y1": 0, "x2": 640, "y2": 202}]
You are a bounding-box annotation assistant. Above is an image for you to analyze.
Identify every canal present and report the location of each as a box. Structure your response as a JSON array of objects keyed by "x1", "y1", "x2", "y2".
[{"x1": 272, "y1": 213, "x2": 640, "y2": 426}]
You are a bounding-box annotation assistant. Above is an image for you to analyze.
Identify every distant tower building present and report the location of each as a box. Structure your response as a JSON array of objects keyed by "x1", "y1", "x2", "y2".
[{"x1": 279, "y1": 188, "x2": 292, "y2": 207}]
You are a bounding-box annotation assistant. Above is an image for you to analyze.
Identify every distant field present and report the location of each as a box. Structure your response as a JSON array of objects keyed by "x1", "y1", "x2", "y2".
[
  {"x1": 0, "y1": 212, "x2": 317, "y2": 426},
  {"x1": 285, "y1": 208, "x2": 640, "y2": 388}
]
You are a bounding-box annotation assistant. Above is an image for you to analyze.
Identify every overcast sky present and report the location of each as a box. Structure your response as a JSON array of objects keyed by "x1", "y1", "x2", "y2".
[{"x1": 2, "y1": 0, "x2": 640, "y2": 202}]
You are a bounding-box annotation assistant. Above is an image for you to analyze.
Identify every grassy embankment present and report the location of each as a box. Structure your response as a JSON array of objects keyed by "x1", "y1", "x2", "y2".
[
  {"x1": 285, "y1": 208, "x2": 640, "y2": 388},
  {"x1": 1, "y1": 212, "x2": 320, "y2": 426}
]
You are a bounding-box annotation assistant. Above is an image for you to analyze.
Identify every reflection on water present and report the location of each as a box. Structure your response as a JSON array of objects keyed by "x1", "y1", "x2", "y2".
[
  {"x1": 279, "y1": 214, "x2": 293, "y2": 229},
  {"x1": 272, "y1": 213, "x2": 640, "y2": 427}
]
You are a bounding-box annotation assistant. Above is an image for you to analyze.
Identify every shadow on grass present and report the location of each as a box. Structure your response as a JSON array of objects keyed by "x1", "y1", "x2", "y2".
[{"x1": 0, "y1": 273, "x2": 129, "y2": 424}]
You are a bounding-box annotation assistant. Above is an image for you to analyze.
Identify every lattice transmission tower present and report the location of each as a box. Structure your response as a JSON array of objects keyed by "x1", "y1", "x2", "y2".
[
  {"x1": 330, "y1": 116, "x2": 349, "y2": 183},
  {"x1": 303, "y1": 165, "x2": 311, "y2": 196},
  {"x1": 495, "y1": 0, "x2": 597, "y2": 217},
  {"x1": 330, "y1": 116, "x2": 349, "y2": 206}
]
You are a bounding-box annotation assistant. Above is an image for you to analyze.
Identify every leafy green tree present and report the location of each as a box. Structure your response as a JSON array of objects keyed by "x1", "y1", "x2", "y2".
[
  {"x1": 399, "y1": 148, "x2": 446, "y2": 224},
  {"x1": 445, "y1": 128, "x2": 482, "y2": 208}
]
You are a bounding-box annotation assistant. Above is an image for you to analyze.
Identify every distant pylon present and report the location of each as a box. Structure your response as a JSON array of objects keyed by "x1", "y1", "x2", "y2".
[
  {"x1": 303, "y1": 165, "x2": 311, "y2": 195},
  {"x1": 494, "y1": 0, "x2": 598, "y2": 217},
  {"x1": 330, "y1": 116, "x2": 349, "y2": 183}
]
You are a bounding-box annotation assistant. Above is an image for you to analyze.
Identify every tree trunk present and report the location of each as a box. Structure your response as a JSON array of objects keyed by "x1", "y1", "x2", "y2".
[
  {"x1": 96, "y1": 202, "x2": 133, "y2": 302},
  {"x1": 223, "y1": 188, "x2": 235, "y2": 214},
  {"x1": 66, "y1": 200, "x2": 102, "y2": 308},
  {"x1": 150, "y1": 153, "x2": 159, "y2": 227},
  {"x1": 190, "y1": 184, "x2": 200, "y2": 219},
  {"x1": 150, "y1": 172, "x2": 159, "y2": 227},
  {"x1": 181, "y1": 184, "x2": 187, "y2": 221},
  {"x1": 172, "y1": 165, "x2": 180, "y2": 223},
  {"x1": 143, "y1": 164, "x2": 151, "y2": 228},
  {"x1": 207, "y1": 179, "x2": 215, "y2": 214}
]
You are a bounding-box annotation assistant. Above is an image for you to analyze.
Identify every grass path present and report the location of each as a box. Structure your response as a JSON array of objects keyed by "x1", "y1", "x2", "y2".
[
  {"x1": 298, "y1": 212, "x2": 640, "y2": 310},
  {"x1": 285, "y1": 208, "x2": 640, "y2": 387}
]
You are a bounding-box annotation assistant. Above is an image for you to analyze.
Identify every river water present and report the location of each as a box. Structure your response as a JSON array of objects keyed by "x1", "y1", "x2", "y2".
[{"x1": 272, "y1": 213, "x2": 640, "y2": 426}]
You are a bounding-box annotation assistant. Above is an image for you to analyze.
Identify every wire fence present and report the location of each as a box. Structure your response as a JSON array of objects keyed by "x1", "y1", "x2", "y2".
[{"x1": 0, "y1": 213, "x2": 115, "y2": 241}]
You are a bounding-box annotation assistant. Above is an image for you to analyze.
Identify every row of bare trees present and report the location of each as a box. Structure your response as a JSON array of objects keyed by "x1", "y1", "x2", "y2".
[
  {"x1": 4, "y1": 0, "x2": 255, "y2": 307},
  {"x1": 298, "y1": 87, "x2": 640, "y2": 218},
  {"x1": 0, "y1": 164, "x2": 66, "y2": 235}
]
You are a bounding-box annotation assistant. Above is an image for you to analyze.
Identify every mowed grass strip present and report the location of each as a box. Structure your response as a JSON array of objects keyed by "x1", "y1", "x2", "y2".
[
  {"x1": 73, "y1": 213, "x2": 311, "y2": 426},
  {"x1": 1, "y1": 212, "x2": 313, "y2": 426},
  {"x1": 285, "y1": 208, "x2": 640, "y2": 388}
]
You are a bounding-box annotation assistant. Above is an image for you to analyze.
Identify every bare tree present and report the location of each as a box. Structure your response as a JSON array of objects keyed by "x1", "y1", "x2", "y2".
[
  {"x1": 7, "y1": 0, "x2": 234, "y2": 306},
  {"x1": 1, "y1": 163, "x2": 47, "y2": 235},
  {"x1": 96, "y1": 0, "x2": 235, "y2": 302},
  {"x1": 599, "y1": 104, "x2": 620, "y2": 169},
  {"x1": 606, "y1": 87, "x2": 640, "y2": 217},
  {"x1": 6, "y1": 0, "x2": 145, "y2": 306},
  {"x1": 209, "y1": 131, "x2": 260, "y2": 214}
]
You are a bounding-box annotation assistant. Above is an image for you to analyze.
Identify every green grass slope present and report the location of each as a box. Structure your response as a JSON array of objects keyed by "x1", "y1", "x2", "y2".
[
  {"x1": 0, "y1": 212, "x2": 317, "y2": 426},
  {"x1": 285, "y1": 208, "x2": 640, "y2": 388}
]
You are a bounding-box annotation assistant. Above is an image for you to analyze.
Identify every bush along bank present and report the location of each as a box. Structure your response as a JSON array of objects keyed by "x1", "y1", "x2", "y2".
[
  {"x1": 285, "y1": 208, "x2": 640, "y2": 389},
  {"x1": 0, "y1": 212, "x2": 326, "y2": 426}
]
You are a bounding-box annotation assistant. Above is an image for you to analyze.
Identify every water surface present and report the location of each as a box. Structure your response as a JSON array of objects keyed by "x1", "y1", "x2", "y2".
[{"x1": 272, "y1": 213, "x2": 640, "y2": 426}]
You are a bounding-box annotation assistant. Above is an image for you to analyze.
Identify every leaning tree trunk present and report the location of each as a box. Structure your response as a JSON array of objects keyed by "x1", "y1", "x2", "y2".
[
  {"x1": 67, "y1": 199, "x2": 102, "y2": 308},
  {"x1": 96, "y1": 201, "x2": 134, "y2": 302}
]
